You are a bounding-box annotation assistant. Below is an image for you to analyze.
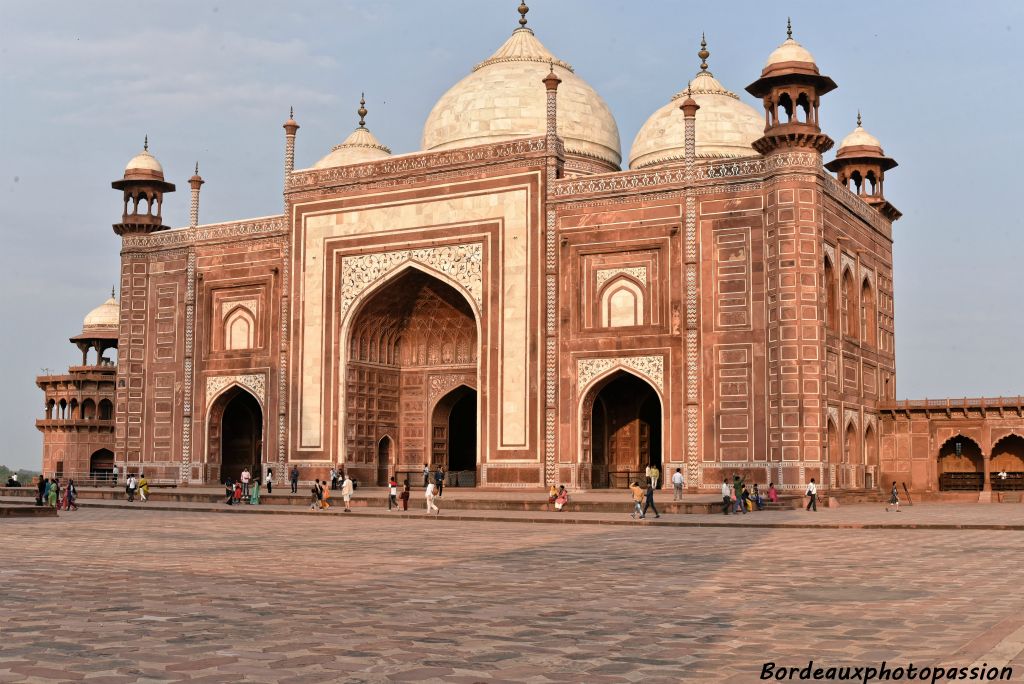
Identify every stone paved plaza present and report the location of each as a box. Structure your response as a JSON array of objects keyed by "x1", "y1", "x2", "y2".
[{"x1": 4, "y1": 509, "x2": 1024, "y2": 683}]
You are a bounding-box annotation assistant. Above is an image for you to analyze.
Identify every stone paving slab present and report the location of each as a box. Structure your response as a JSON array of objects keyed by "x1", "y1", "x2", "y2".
[{"x1": 4, "y1": 509, "x2": 1024, "y2": 682}]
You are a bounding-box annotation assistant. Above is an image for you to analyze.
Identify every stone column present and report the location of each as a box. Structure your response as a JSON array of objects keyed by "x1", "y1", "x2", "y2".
[
  {"x1": 542, "y1": 65, "x2": 562, "y2": 488},
  {"x1": 680, "y1": 92, "x2": 700, "y2": 490}
]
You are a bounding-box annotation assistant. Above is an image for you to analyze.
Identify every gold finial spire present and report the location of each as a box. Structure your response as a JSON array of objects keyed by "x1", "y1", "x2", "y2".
[
  {"x1": 856, "y1": 110, "x2": 862, "y2": 127},
  {"x1": 518, "y1": 1, "x2": 529, "y2": 28},
  {"x1": 111, "y1": 285, "x2": 116, "y2": 299},
  {"x1": 698, "y1": 33, "x2": 710, "y2": 71},
  {"x1": 194, "y1": 161, "x2": 200, "y2": 175},
  {"x1": 143, "y1": 134, "x2": 148, "y2": 151},
  {"x1": 290, "y1": 106, "x2": 294, "y2": 119},
  {"x1": 357, "y1": 93, "x2": 367, "y2": 128},
  {"x1": 786, "y1": 17, "x2": 793, "y2": 39}
]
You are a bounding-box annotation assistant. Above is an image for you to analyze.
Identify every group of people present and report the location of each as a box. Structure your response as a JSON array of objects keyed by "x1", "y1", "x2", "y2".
[
  {"x1": 422, "y1": 464, "x2": 447, "y2": 496},
  {"x1": 123, "y1": 473, "x2": 150, "y2": 502},
  {"x1": 547, "y1": 484, "x2": 570, "y2": 511},
  {"x1": 308, "y1": 474, "x2": 354, "y2": 511},
  {"x1": 721, "y1": 475, "x2": 779, "y2": 515},
  {"x1": 35, "y1": 476, "x2": 79, "y2": 510}
]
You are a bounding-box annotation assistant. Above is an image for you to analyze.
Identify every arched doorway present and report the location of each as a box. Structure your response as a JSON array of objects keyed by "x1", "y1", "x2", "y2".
[
  {"x1": 208, "y1": 387, "x2": 263, "y2": 484},
  {"x1": 843, "y1": 421, "x2": 860, "y2": 487},
  {"x1": 345, "y1": 268, "x2": 478, "y2": 485},
  {"x1": 826, "y1": 417, "x2": 840, "y2": 487},
  {"x1": 430, "y1": 385, "x2": 478, "y2": 486},
  {"x1": 582, "y1": 370, "x2": 662, "y2": 488},
  {"x1": 377, "y1": 436, "x2": 394, "y2": 486},
  {"x1": 938, "y1": 435, "x2": 983, "y2": 491},
  {"x1": 89, "y1": 448, "x2": 114, "y2": 481},
  {"x1": 990, "y1": 435, "x2": 1024, "y2": 491},
  {"x1": 864, "y1": 424, "x2": 878, "y2": 490}
]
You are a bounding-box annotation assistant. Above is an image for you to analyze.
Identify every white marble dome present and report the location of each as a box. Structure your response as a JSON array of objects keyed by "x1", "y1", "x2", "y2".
[
  {"x1": 764, "y1": 37, "x2": 817, "y2": 70},
  {"x1": 83, "y1": 296, "x2": 119, "y2": 330},
  {"x1": 422, "y1": 26, "x2": 621, "y2": 170},
  {"x1": 629, "y1": 70, "x2": 764, "y2": 169},
  {"x1": 837, "y1": 124, "x2": 883, "y2": 153},
  {"x1": 313, "y1": 126, "x2": 392, "y2": 169}
]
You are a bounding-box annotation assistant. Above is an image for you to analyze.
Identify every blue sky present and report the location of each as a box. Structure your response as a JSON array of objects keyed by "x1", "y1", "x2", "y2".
[{"x1": 2, "y1": 1, "x2": 1022, "y2": 470}]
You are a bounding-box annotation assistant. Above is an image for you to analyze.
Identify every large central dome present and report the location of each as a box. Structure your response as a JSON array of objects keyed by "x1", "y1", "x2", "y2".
[{"x1": 422, "y1": 14, "x2": 621, "y2": 174}]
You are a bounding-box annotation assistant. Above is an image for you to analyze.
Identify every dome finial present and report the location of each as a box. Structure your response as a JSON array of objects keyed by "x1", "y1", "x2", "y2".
[
  {"x1": 143, "y1": 134, "x2": 148, "y2": 151},
  {"x1": 290, "y1": 105, "x2": 294, "y2": 119},
  {"x1": 518, "y1": 1, "x2": 529, "y2": 28},
  {"x1": 786, "y1": 17, "x2": 793, "y2": 39},
  {"x1": 698, "y1": 33, "x2": 710, "y2": 72},
  {"x1": 856, "y1": 110, "x2": 862, "y2": 127},
  {"x1": 194, "y1": 161, "x2": 200, "y2": 175},
  {"x1": 111, "y1": 285, "x2": 116, "y2": 299},
  {"x1": 358, "y1": 93, "x2": 367, "y2": 128}
]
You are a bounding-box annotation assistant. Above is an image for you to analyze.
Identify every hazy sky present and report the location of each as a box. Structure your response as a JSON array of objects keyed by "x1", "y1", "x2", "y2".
[{"x1": 2, "y1": 1, "x2": 1022, "y2": 470}]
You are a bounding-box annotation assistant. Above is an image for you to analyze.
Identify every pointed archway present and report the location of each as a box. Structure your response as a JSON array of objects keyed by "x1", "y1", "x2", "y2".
[
  {"x1": 990, "y1": 435, "x2": 1024, "y2": 491},
  {"x1": 826, "y1": 416, "x2": 840, "y2": 487},
  {"x1": 581, "y1": 370, "x2": 663, "y2": 489},
  {"x1": 844, "y1": 421, "x2": 861, "y2": 488},
  {"x1": 937, "y1": 435, "x2": 983, "y2": 491},
  {"x1": 89, "y1": 448, "x2": 114, "y2": 482},
  {"x1": 345, "y1": 267, "x2": 479, "y2": 485},
  {"x1": 430, "y1": 385, "x2": 478, "y2": 485},
  {"x1": 208, "y1": 386, "x2": 263, "y2": 484}
]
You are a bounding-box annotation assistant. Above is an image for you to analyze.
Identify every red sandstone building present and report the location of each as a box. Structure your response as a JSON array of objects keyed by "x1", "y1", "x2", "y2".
[{"x1": 36, "y1": 7, "x2": 1024, "y2": 495}]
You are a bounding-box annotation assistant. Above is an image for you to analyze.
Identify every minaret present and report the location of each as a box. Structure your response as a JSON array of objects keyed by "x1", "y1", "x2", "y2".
[
  {"x1": 188, "y1": 162, "x2": 204, "y2": 228},
  {"x1": 283, "y1": 107, "x2": 299, "y2": 181},
  {"x1": 541, "y1": 60, "x2": 562, "y2": 487},
  {"x1": 825, "y1": 113, "x2": 901, "y2": 221},
  {"x1": 745, "y1": 19, "x2": 836, "y2": 156},
  {"x1": 111, "y1": 137, "x2": 176, "y2": 235},
  {"x1": 746, "y1": 21, "x2": 835, "y2": 487}
]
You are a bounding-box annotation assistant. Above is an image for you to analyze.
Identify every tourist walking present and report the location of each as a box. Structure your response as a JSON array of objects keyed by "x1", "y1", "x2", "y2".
[
  {"x1": 721, "y1": 478, "x2": 731, "y2": 515},
  {"x1": 642, "y1": 478, "x2": 661, "y2": 519},
  {"x1": 309, "y1": 479, "x2": 320, "y2": 510},
  {"x1": 422, "y1": 464, "x2": 430, "y2": 487},
  {"x1": 240, "y1": 468, "x2": 251, "y2": 498},
  {"x1": 732, "y1": 475, "x2": 746, "y2": 514},
  {"x1": 126, "y1": 474, "x2": 137, "y2": 502},
  {"x1": 388, "y1": 475, "x2": 398, "y2": 511},
  {"x1": 671, "y1": 468, "x2": 684, "y2": 501},
  {"x1": 321, "y1": 477, "x2": 333, "y2": 510},
  {"x1": 434, "y1": 466, "x2": 445, "y2": 497},
  {"x1": 400, "y1": 479, "x2": 410, "y2": 511},
  {"x1": 63, "y1": 479, "x2": 79, "y2": 511},
  {"x1": 138, "y1": 474, "x2": 149, "y2": 503},
  {"x1": 629, "y1": 481, "x2": 645, "y2": 519},
  {"x1": 36, "y1": 475, "x2": 46, "y2": 506},
  {"x1": 340, "y1": 473, "x2": 353, "y2": 512},
  {"x1": 425, "y1": 480, "x2": 440, "y2": 514},
  {"x1": 885, "y1": 480, "x2": 900, "y2": 512},
  {"x1": 112, "y1": 464, "x2": 119, "y2": 487},
  {"x1": 805, "y1": 478, "x2": 818, "y2": 511},
  {"x1": 649, "y1": 465, "x2": 660, "y2": 489},
  {"x1": 290, "y1": 465, "x2": 300, "y2": 494},
  {"x1": 266, "y1": 468, "x2": 273, "y2": 494},
  {"x1": 329, "y1": 467, "x2": 337, "y2": 491},
  {"x1": 250, "y1": 478, "x2": 261, "y2": 505},
  {"x1": 47, "y1": 478, "x2": 59, "y2": 508}
]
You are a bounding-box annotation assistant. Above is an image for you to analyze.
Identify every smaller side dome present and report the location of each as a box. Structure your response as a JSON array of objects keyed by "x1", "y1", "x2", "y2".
[
  {"x1": 836, "y1": 114, "x2": 884, "y2": 154},
  {"x1": 123, "y1": 136, "x2": 165, "y2": 181},
  {"x1": 83, "y1": 294, "x2": 119, "y2": 331},
  {"x1": 764, "y1": 38, "x2": 816, "y2": 69},
  {"x1": 313, "y1": 95, "x2": 392, "y2": 169},
  {"x1": 629, "y1": 38, "x2": 763, "y2": 169}
]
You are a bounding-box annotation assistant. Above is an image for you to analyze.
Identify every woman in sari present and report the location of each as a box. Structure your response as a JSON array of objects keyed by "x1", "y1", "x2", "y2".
[
  {"x1": 249, "y1": 478, "x2": 261, "y2": 505},
  {"x1": 46, "y1": 478, "x2": 59, "y2": 508},
  {"x1": 138, "y1": 475, "x2": 150, "y2": 502}
]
